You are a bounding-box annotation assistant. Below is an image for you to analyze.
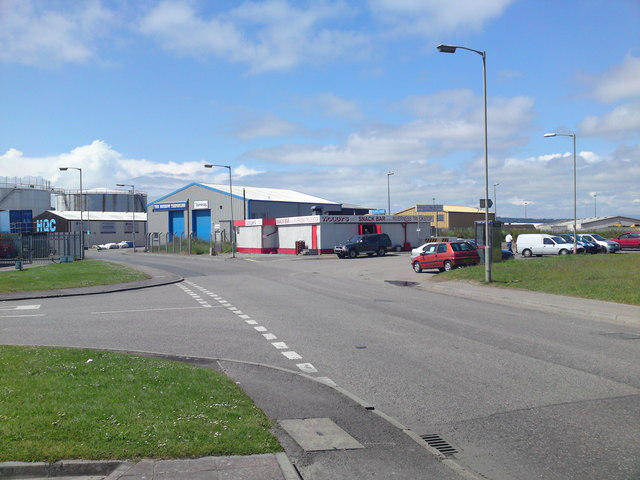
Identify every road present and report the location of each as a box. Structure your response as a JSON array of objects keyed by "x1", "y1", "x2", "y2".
[{"x1": 2, "y1": 249, "x2": 639, "y2": 480}]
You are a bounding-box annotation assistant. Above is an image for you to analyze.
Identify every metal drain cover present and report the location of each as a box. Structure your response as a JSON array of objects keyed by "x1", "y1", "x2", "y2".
[
  {"x1": 420, "y1": 434, "x2": 458, "y2": 456},
  {"x1": 385, "y1": 280, "x2": 419, "y2": 287}
]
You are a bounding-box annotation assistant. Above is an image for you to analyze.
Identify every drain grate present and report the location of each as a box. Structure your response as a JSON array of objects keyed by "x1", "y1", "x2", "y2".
[
  {"x1": 385, "y1": 280, "x2": 419, "y2": 287},
  {"x1": 419, "y1": 434, "x2": 458, "y2": 456}
]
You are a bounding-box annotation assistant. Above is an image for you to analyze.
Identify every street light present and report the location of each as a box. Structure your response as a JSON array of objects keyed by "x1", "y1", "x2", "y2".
[
  {"x1": 544, "y1": 132, "x2": 577, "y2": 254},
  {"x1": 387, "y1": 171, "x2": 394, "y2": 215},
  {"x1": 59, "y1": 167, "x2": 84, "y2": 259},
  {"x1": 438, "y1": 43, "x2": 491, "y2": 282},
  {"x1": 493, "y1": 183, "x2": 499, "y2": 218},
  {"x1": 116, "y1": 183, "x2": 137, "y2": 252},
  {"x1": 524, "y1": 201, "x2": 530, "y2": 219},
  {"x1": 204, "y1": 164, "x2": 235, "y2": 258},
  {"x1": 593, "y1": 193, "x2": 597, "y2": 217}
]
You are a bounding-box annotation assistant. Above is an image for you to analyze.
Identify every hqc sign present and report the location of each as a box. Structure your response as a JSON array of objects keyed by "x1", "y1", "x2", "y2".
[{"x1": 36, "y1": 219, "x2": 57, "y2": 232}]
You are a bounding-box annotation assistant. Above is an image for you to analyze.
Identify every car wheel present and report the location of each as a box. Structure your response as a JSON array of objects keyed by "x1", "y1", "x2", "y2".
[
  {"x1": 522, "y1": 249, "x2": 532, "y2": 257},
  {"x1": 559, "y1": 249, "x2": 569, "y2": 255},
  {"x1": 348, "y1": 249, "x2": 357, "y2": 259},
  {"x1": 413, "y1": 262, "x2": 422, "y2": 273},
  {"x1": 443, "y1": 260, "x2": 453, "y2": 272},
  {"x1": 377, "y1": 247, "x2": 386, "y2": 256}
]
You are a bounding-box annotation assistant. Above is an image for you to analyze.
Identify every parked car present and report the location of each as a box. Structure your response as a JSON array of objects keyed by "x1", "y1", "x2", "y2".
[
  {"x1": 117, "y1": 241, "x2": 131, "y2": 248},
  {"x1": 516, "y1": 234, "x2": 574, "y2": 257},
  {"x1": 608, "y1": 232, "x2": 640, "y2": 249},
  {"x1": 411, "y1": 242, "x2": 437, "y2": 259},
  {"x1": 412, "y1": 241, "x2": 480, "y2": 273},
  {"x1": 578, "y1": 233, "x2": 620, "y2": 253},
  {"x1": 334, "y1": 233, "x2": 392, "y2": 258},
  {"x1": 559, "y1": 234, "x2": 599, "y2": 254},
  {"x1": 557, "y1": 234, "x2": 587, "y2": 254}
]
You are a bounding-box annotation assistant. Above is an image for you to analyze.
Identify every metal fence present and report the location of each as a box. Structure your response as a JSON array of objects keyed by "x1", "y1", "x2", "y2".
[{"x1": 0, "y1": 232, "x2": 82, "y2": 265}]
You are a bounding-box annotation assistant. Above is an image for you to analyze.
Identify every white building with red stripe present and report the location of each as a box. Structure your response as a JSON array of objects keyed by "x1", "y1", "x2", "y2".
[{"x1": 235, "y1": 214, "x2": 430, "y2": 254}]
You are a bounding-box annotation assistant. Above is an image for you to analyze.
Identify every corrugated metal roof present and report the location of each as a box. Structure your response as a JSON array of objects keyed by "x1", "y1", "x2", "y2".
[
  {"x1": 396, "y1": 205, "x2": 486, "y2": 214},
  {"x1": 200, "y1": 183, "x2": 339, "y2": 204},
  {"x1": 48, "y1": 211, "x2": 147, "y2": 221}
]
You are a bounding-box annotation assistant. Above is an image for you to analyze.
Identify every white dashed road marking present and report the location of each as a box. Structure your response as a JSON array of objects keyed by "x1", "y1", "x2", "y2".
[{"x1": 184, "y1": 280, "x2": 331, "y2": 382}]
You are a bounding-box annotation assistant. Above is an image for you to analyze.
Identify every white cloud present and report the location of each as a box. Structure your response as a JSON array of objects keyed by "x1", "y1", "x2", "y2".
[
  {"x1": 139, "y1": 0, "x2": 368, "y2": 73},
  {"x1": 0, "y1": 0, "x2": 114, "y2": 66},
  {"x1": 368, "y1": 0, "x2": 515, "y2": 36},
  {"x1": 232, "y1": 115, "x2": 304, "y2": 140},
  {"x1": 579, "y1": 102, "x2": 640, "y2": 138},
  {"x1": 305, "y1": 93, "x2": 363, "y2": 120},
  {"x1": 586, "y1": 54, "x2": 640, "y2": 103},
  {"x1": 245, "y1": 91, "x2": 534, "y2": 167}
]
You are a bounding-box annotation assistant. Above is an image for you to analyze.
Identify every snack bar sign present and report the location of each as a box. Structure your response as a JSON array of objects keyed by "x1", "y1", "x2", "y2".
[{"x1": 153, "y1": 202, "x2": 187, "y2": 211}]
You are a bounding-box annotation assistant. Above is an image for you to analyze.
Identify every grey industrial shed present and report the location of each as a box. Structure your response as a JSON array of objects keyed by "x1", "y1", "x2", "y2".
[{"x1": 146, "y1": 182, "x2": 340, "y2": 241}]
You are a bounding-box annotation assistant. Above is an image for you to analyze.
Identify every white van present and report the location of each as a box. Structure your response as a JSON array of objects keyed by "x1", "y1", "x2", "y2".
[{"x1": 516, "y1": 234, "x2": 574, "y2": 257}]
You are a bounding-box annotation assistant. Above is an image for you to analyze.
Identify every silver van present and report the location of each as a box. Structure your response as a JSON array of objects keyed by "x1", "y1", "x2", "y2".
[{"x1": 516, "y1": 234, "x2": 574, "y2": 257}]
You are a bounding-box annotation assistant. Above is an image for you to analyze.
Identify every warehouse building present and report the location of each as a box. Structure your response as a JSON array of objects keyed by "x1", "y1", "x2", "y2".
[
  {"x1": 395, "y1": 205, "x2": 495, "y2": 232},
  {"x1": 32, "y1": 210, "x2": 146, "y2": 248},
  {"x1": 147, "y1": 183, "x2": 341, "y2": 242}
]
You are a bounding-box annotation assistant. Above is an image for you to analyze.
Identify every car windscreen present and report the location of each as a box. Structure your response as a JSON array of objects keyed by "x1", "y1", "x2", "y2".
[
  {"x1": 591, "y1": 234, "x2": 606, "y2": 241},
  {"x1": 348, "y1": 235, "x2": 362, "y2": 242},
  {"x1": 451, "y1": 242, "x2": 473, "y2": 251},
  {"x1": 551, "y1": 236, "x2": 569, "y2": 244}
]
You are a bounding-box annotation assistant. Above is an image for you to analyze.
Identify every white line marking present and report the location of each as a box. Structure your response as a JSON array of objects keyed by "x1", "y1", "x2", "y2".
[
  {"x1": 272, "y1": 342, "x2": 288, "y2": 349},
  {"x1": 92, "y1": 306, "x2": 214, "y2": 314},
  {"x1": 262, "y1": 333, "x2": 277, "y2": 340},
  {"x1": 282, "y1": 351, "x2": 302, "y2": 360},
  {"x1": 297, "y1": 363, "x2": 317, "y2": 373},
  {"x1": 0, "y1": 314, "x2": 46, "y2": 318},
  {"x1": 232, "y1": 311, "x2": 244, "y2": 315},
  {"x1": 239, "y1": 314, "x2": 250, "y2": 319},
  {"x1": 245, "y1": 320, "x2": 258, "y2": 325},
  {"x1": 254, "y1": 326, "x2": 268, "y2": 332},
  {"x1": 228, "y1": 307, "x2": 238, "y2": 311},
  {"x1": 15, "y1": 305, "x2": 41, "y2": 310}
]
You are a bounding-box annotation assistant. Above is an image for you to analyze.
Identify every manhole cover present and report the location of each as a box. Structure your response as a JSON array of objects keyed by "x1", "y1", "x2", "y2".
[{"x1": 385, "y1": 280, "x2": 419, "y2": 287}]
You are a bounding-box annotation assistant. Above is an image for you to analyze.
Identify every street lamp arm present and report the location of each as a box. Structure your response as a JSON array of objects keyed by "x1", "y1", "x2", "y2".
[{"x1": 437, "y1": 44, "x2": 485, "y2": 57}]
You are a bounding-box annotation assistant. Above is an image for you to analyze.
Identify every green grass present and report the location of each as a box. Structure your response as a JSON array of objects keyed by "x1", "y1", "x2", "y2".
[
  {"x1": 0, "y1": 260, "x2": 150, "y2": 293},
  {"x1": 0, "y1": 346, "x2": 281, "y2": 462},
  {"x1": 442, "y1": 254, "x2": 640, "y2": 305}
]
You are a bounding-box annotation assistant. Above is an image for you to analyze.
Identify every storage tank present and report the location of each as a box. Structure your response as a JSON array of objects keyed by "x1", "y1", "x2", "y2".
[{"x1": 56, "y1": 188, "x2": 147, "y2": 213}]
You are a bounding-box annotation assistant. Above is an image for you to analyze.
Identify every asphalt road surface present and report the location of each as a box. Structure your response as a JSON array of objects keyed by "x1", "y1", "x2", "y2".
[{"x1": 2, "y1": 249, "x2": 639, "y2": 480}]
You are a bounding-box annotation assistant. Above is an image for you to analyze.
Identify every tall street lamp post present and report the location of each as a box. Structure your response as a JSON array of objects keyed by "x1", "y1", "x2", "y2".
[
  {"x1": 544, "y1": 132, "x2": 577, "y2": 254},
  {"x1": 387, "y1": 171, "x2": 394, "y2": 215},
  {"x1": 438, "y1": 43, "x2": 491, "y2": 282},
  {"x1": 493, "y1": 183, "x2": 499, "y2": 218},
  {"x1": 59, "y1": 167, "x2": 84, "y2": 259},
  {"x1": 116, "y1": 183, "x2": 137, "y2": 252},
  {"x1": 524, "y1": 201, "x2": 530, "y2": 219},
  {"x1": 204, "y1": 164, "x2": 235, "y2": 258},
  {"x1": 593, "y1": 193, "x2": 597, "y2": 217}
]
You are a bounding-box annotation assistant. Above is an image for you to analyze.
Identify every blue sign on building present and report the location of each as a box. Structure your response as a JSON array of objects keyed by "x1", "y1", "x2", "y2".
[{"x1": 153, "y1": 202, "x2": 188, "y2": 211}]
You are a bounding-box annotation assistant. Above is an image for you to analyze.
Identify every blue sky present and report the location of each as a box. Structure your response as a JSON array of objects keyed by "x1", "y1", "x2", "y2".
[{"x1": 1, "y1": 0, "x2": 639, "y2": 219}]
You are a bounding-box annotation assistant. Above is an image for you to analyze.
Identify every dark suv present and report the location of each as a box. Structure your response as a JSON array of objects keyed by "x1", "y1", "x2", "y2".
[{"x1": 334, "y1": 233, "x2": 392, "y2": 259}]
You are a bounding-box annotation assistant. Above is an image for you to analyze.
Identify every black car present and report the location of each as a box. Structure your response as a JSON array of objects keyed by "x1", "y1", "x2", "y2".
[{"x1": 334, "y1": 233, "x2": 392, "y2": 258}]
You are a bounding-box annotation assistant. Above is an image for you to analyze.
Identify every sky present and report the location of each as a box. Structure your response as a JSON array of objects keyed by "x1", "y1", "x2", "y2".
[{"x1": 1, "y1": 0, "x2": 639, "y2": 220}]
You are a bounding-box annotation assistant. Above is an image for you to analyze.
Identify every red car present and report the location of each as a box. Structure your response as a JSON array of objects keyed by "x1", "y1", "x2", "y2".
[
  {"x1": 609, "y1": 232, "x2": 640, "y2": 249},
  {"x1": 412, "y1": 241, "x2": 480, "y2": 273}
]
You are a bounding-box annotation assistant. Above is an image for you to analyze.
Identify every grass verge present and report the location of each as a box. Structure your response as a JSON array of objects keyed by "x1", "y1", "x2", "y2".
[
  {"x1": 442, "y1": 254, "x2": 640, "y2": 305},
  {"x1": 0, "y1": 260, "x2": 150, "y2": 292},
  {"x1": 0, "y1": 346, "x2": 281, "y2": 462}
]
